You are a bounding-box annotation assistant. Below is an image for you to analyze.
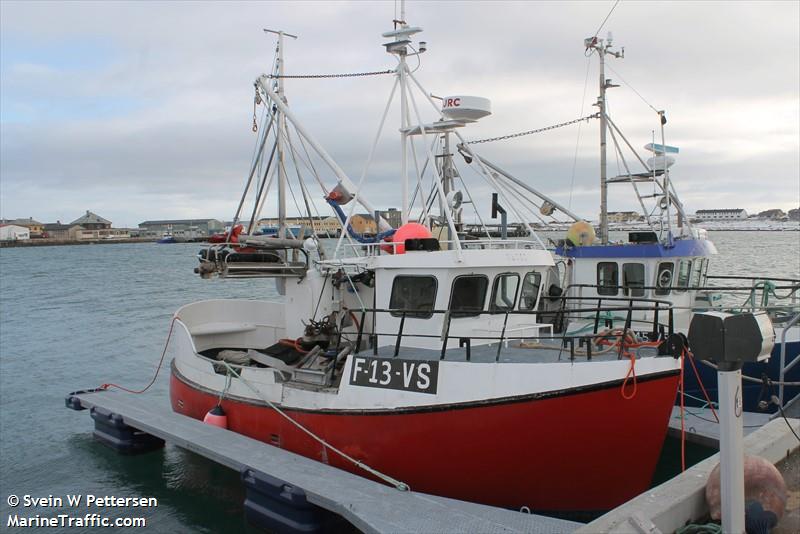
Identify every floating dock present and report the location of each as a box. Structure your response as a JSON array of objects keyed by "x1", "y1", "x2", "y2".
[
  {"x1": 667, "y1": 406, "x2": 773, "y2": 448},
  {"x1": 66, "y1": 390, "x2": 581, "y2": 533}
]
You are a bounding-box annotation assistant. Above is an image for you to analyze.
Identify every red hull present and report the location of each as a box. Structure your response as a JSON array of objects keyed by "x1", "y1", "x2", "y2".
[{"x1": 171, "y1": 364, "x2": 679, "y2": 512}]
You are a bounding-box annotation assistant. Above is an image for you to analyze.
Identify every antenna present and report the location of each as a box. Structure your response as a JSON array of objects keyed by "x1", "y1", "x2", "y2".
[
  {"x1": 263, "y1": 29, "x2": 298, "y2": 39},
  {"x1": 584, "y1": 33, "x2": 623, "y2": 244}
]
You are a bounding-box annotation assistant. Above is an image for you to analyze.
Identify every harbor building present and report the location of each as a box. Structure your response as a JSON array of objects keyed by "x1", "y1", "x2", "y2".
[
  {"x1": 43, "y1": 223, "x2": 84, "y2": 240},
  {"x1": 70, "y1": 211, "x2": 111, "y2": 230},
  {"x1": 0, "y1": 217, "x2": 44, "y2": 237},
  {"x1": 695, "y1": 208, "x2": 748, "y2": 220},
  {"x1": 0, "y1": 224, "x2": 31, "y2": 241},
  {"x1": 350, "y1": 214, "x2": 376, "y2": 235},
  {"x1": 378, "y1": 208, "x2": 403, "y2": 228},
  {"x1": 756, "y1": 209, "x2": 787, "y2": 220},
  {"x1": 76, "y1": 228, "x2": 130, "y2": 240},
  {"x1": 138, "y1": 219, "x2": 225, "y2": 238},
  {"x1": 607, "y1": 211, "x2": 642, "y2": 223},
  {"x1": 257, "y1": 216, "x2": 341, "y2": 237}
]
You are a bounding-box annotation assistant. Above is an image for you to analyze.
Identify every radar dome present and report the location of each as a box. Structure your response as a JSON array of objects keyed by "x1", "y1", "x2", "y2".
[{"x1": 441, "y1": 96, "x2": 491, "y2": 121}]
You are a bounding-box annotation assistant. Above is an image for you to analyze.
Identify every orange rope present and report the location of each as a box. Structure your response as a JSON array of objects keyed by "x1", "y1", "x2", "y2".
[
  {"x1": 620, "y1": 351, "x2": 638, "y2": 400},
  {"x1": 101, "y1": 316, "x2": 177, "y2": 394},
  {"x1": 686, "y1": 350, "x2": 719, "y2": 422},
  {"x1": 279, "y1": 338, "x2": 309, "y2": 354}
]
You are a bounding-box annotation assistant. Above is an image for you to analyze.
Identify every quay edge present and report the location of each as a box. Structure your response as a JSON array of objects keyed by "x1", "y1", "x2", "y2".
[{"x1": 577, "y1": 417, "x2": 800, "y2": 534}]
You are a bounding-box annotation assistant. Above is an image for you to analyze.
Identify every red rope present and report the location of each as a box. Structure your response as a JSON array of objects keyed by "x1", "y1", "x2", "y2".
[{"x1": 100, "y1": 316, "x2": 177, "y2": 394}]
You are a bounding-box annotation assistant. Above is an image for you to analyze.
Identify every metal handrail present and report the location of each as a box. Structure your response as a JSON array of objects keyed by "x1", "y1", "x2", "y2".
[
  {"x1": 341, "y1": 238, "x2": 547, "y2": 255},
  {"x1": 356, "y1": 297, "x2": 676, "y2": 362}
]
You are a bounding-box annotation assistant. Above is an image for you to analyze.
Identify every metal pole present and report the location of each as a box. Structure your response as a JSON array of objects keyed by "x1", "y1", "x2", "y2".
[
  {"x1": 598, "y1": 46, "x2": 609, "y2": 245},
  {"x1": 659, "y1": 112, "x2": 674, "y2": 239},
  {"x1": 718, "y1": 366, "x2": 746, "y2": 534},
  {"x1": 399, "y1": 50, "x2": 409, "y2": 224},
  {"x1": 443, "y1": 132, "x2": 453, "y2": 248},
  {"x1": 276, "y1": 31, "x2": 287, "y2": 240}
]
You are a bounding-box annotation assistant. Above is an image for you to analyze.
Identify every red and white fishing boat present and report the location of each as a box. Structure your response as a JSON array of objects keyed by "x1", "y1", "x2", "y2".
[{"x1": 170, "y1": 7, "x2": 682, "y2": 513}]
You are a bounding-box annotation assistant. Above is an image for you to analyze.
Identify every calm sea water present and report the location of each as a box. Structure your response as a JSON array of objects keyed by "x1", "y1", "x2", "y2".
[{"x1": 0, "y1": 232, "x2": 798, "y2": 531}]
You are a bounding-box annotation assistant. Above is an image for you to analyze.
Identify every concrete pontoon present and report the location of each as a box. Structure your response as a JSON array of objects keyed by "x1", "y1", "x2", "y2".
[{"x1": 66, "y1": 389, "x2": 581, "y2": 533}]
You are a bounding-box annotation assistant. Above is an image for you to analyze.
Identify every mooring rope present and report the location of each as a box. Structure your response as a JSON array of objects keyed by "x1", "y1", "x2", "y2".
[
  {"x1": 99, "y1": 316, "x2": 177, "y2": 394},
  {"x1": 219, "y1": 360, "x2": 410, "y2": 492}
]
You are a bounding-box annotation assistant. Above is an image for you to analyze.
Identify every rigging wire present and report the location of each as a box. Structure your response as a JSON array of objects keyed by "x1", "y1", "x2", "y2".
[
  {"x1": 605, "y1": 63, "x2": 660, "y2": 114},
  {"x1": 593, "y1": 0, "x2": 621, "y2": 40},
  {"x1": 568, "y1": 57, "x2": 593, "y2": 209}
]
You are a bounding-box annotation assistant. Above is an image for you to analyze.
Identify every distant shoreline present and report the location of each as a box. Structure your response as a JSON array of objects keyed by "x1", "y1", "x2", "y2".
[
  {"x1": 2, "y1": 226, "x2": 798, "y2": 250},
  {"x1": 0, "y1": 237, "x2": 163, "y2": 248}
]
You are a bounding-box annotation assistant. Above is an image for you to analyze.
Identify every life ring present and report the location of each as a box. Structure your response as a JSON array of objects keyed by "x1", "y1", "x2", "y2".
[{"x1": 658, "y1": 268, "x2": 672, "y2": 288}]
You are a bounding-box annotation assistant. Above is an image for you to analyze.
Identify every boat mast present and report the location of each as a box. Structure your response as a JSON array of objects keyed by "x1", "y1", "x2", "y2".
[
  {"x1": 586, "y1": 34, "x2": 623, "y2": 244},
  {"x1": 265, "y1": 29, "x2": 297, "y2": 239},
  {"x1": 398, "y1": 1, "x2": 409, "y2": 225}
]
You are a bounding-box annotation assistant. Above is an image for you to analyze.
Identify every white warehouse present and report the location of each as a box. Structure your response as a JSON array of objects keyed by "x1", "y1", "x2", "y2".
[
  {"x1": 694, "y1": 209, "x2": 748, "y2": 221},
  {"x1": 0, "y1": 224, "x2": 31, "y2": 241}
]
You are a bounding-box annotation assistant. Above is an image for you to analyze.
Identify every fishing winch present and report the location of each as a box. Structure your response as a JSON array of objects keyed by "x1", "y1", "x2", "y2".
[{"x1": 299, "y1": 314, "x2": 339, "y2": 351}]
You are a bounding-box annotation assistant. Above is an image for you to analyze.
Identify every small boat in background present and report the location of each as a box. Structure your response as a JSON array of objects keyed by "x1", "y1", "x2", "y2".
[{"x1": 157, "y1": 232, "x2": 176, "y2": 244}]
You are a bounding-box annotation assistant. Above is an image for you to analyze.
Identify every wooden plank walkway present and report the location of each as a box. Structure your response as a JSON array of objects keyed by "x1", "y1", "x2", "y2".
[{"x1": 68, "y1": 390, "x2": 581, "y2": 534}]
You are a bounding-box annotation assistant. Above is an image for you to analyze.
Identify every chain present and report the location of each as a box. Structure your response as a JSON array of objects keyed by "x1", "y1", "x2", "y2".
[
  {"x1": 267, "y1": 69, "x2": 395, "y2": 79},
  {"x1": 465, "y1": 113, "x2": 600, "y2": 145}
]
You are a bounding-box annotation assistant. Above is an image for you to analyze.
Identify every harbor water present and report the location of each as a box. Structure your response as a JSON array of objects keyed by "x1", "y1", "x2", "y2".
[{"x1": 1, "y1": 232, "x2": 798, "y2": 532}]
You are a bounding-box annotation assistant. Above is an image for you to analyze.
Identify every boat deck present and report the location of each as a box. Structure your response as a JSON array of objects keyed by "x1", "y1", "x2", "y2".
[{"x1": 66, "y1": 390, "x2": 582, "y2": 534}]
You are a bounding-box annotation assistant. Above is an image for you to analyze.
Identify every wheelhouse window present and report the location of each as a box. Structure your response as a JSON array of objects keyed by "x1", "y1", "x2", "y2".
[
  {"x1": 390, "y1": 276, "x2": 437, "y2": 319},
  {"x1": 490, "y1": 273, "x2": 520, "y2": 313},
  {"x1": 691, "y1": 259, "x2": 704, "y2": 288},
  {"x1": 449, "y1": 275, "x2": 489, "y2": 318},
  {"x1": 655, "y1": 262, "x2": 674, "y2": 295},
  {"x1": 519, "y1": 272, "x2": 542, "y2": 311},
  {"x1": 622, "y1": 263, "x2": 645, "y2": 297},
  {"x1": 597, "y1": 262, "x2": 619, "y2": 296},
  {"x1": 676, "y1": 260, "x2": 692, "y2": 292}
]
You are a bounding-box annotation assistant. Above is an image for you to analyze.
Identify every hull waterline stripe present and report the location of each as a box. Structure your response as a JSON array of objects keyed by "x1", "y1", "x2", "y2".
[{"x1": 171, "y1": 359, "x2": 680, "y2": 416}]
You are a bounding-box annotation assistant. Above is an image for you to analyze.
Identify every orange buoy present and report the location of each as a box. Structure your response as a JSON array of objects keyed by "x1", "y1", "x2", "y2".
[
  {"x1": 203, "y1": 405, "x2": 228, "y2": 429},
  {"x1": 383, "y1": 223, "x2": 433, "y2": 254}
]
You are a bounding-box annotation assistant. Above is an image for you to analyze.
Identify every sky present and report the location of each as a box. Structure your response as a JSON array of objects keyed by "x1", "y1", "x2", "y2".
[{"x1": 1, "y1": 0, "x2": 798, "y2": 228}]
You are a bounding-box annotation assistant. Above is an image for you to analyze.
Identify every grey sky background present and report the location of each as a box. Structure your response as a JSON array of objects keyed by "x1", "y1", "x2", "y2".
[{"x1": 1, "y1": 0, "x2": 798, "y2": 227}]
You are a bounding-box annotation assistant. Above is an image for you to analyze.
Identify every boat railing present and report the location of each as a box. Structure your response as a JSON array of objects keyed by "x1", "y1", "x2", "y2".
[
  {"x1": 779, "y1": 311, "x2": 800, "y2": 406},
  {"x1": 700, "y1": 274, "x2": 800, "y2": 314},
  {"x1": 341, "y1": 238, "x2": 546, "y2": 256},
  {"x1": 567, "y1": 279, "x2": 800, "y2": 317},
  {"x1": 196, "y1": 241, "x2": 310, "y2": 279},
  {"x1": 348, "y1": 296, "x2": 677, "y2": 362}
]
